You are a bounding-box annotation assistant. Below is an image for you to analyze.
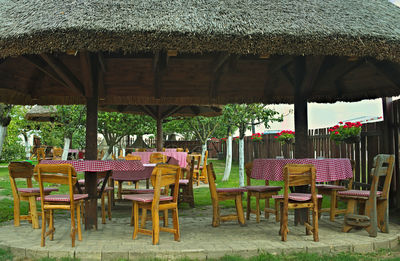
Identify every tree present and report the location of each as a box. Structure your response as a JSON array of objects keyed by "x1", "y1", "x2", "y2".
[
  {"x1": 223, "y1": 104, "x2": 283, "y2": 186},
  {"x1": 0, "y1": 104, "x2": 12, "y2": 159},
  {"x1": 98, "y1": 112, "x2": 155, "y2": 159}
]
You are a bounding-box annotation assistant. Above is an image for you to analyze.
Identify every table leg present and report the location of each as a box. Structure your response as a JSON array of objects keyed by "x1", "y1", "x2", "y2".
[{"x1": 84, "y1": 171, "x2": 98, "y2": 230}]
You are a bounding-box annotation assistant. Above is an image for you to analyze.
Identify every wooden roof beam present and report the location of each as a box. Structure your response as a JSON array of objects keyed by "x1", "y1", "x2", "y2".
[
  {"x1": 140, "y1": 105, "x2": 157, "y2": 119},
  {"x1": 116, "y1": 105, "x2": 127, "y2": 112},
  {"x1": 209, "y1": 52, "x2": 230, "y2": 99},
  {"x1": 190, "y1": 106, "x2": 201, "y2": 115},
  {"x1": 161, "y1": 106, "x2": 182, "y2": 119},
  {"x1": 23, "y1": 55, "x2": 69, "y2": 90},
  {"x1": 97, "y1": 52, "x2": 106, "y2": 100},
  {"x1": 301, "y1": 56, "x2": 325, "y2": 97},
  {"x1": 264, "y1": 56, "x2": 293, "y2": 98},
  {"x1": 368, "y1": 60, "x2": 400, "y2": 88},
  {"x1": 80, "y1": 51, "x2": 96, "y2": 97},
  {"x1": 41, "y1": 54, "x2": 85, "y2": 96}
]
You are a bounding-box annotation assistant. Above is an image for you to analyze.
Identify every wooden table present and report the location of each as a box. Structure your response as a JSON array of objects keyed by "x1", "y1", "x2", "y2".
[{"x1": 40, "y1": 160, "x2": 144, "y2": 229}]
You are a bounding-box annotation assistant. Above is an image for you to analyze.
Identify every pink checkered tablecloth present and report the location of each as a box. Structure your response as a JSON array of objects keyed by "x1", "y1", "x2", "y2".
[
  {"x1": 40, "y1": 160, "x2": 145, "y2": 172},
  {"x1": 131, "y1": 152, "x2": 187, "y2": 168},
  {"x1": 251, "y1": 158, "x2": 353, "y2": 182},
  {"x1": 112, "y1": 164, "x2": 155, "y2": 182}
]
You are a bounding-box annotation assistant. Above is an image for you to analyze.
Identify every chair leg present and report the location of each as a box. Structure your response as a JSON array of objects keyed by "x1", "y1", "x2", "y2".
[
  {"x1": 343, "y1": 199, "x2": 356, "y2": 233},
  {"x1": 265, "y1": 197, "x2": 270, "y2": 219},
  {"x1": 107, "y1": 191, "x2": 112, "y2": 221},
  {"x1": 118, "y1": 182, "x2": 122, "y2": 200},
  {"x1": 141, "y1": 209, "x2": 147, "y2": 228},
  {"x1": 255, "y1": 197, "x2": 260, "y2": 223},
  {"x1": 49, "y1": 210, "x2": 54, "y2": 241},
  {"x1": 275, "y1": 199, "x2": 280, "y2": 222},
  {"x1": 235, "y1": 194, "x2": 245, "y2": 226},
  {"x1": 377, "y1": 199, "x2": 389, "y2": 233},
  {"x1": 312, "y1": 205, "x2": 319, "y2": 242},
  {"x1": 246, "y1": 193, "x2": 251, "y2": 220},
  {"x1": 133, "y1": 202, "x2": 139, "y2": 240},
  {"x1": 28, "y1": 196, "x2": 39, "y2": 229},
  {"x1": 306, "y1": 208, "x2": 312, "y2": 235},
  {"x1": 101, "y1": 193, "x2": 106, "y2": 224},
  {"x1": 13, "y1": 198, "x2": 20, "y2": 227},
  {"x1": 70, "y1": 206, "x2": 76, "y2": 247},
  {"x1": 172, "y1": 206, "x2": 180, "y2": 241},
  {"x1": 163, "y1": 210, "x2": 168, "y2": 227},
  {"x1": 330, "y1": 191, "x2": 337, "y2": 222},
  {"x1": 41, "y1": 210, "x2": 46, "y2": 247},
  {"x1": 77, "y1": 203, "x2": 82, "y2": 241},
  {"x1": 152, "y1": 207, "x2": 160, "y2": 245},
  {"x1": 130, "y1": 202, "x2": 135, "y2": 226},
  {"x1": 280, "y1": 203, "x2": 288, "y2": 241},
  {"x1": 212, "y1": 199, "x2": 220, "y2": 227}
]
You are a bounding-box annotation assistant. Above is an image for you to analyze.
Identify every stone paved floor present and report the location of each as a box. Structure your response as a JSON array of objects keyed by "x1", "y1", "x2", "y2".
[{"x1": 0, "y1": 202, "x2": 399, "y2": 261}]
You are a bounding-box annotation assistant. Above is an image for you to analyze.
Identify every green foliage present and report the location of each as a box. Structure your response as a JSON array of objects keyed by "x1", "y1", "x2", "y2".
[{"x1": 0, "y1": 247, "x2": 13, "y2": 261}]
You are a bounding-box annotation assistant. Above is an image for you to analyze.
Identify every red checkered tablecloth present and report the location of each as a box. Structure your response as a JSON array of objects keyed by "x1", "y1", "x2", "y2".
[
  {"x1": 40, "y1": 160, "x2": 145, "y2": 172},
  {"x1": 251, "y1": 158, "x2": 353, "y2": 182}
]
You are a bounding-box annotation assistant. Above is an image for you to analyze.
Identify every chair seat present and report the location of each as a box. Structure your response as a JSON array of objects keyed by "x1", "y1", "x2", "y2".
[
  {"x1": 179, "y1": 179, "x2": 189, "y2": 185},
  {"x1": 272, "y1": 193, "x2": 323, "y2": 202},
  {"x1": 18, "y1": 187, "x2": 58, "y2": 193},
  {"x1": 216, "y1": 187, "x2": 246, "y2": 193},
  {"x1": 78, "y1": 179, "x2": 103, "y2": 186},
  {"x1": 124, "y1": 193, "x2": 173, "y2": 203},
  {"x1": 245, "y1": 185, "x2": 281, "y2": 192},
  {"x1": 316, "y1": 184, "x2": 347, "y2": 190},
  {"x1": 337, "y1": 190, "x2": 382, "y2": 198},
  {"x1": 122, "y1": 189, "x2": 155, "y2": 194},
  {"x1": 38, "y1": 194, "x2": 88, "y2": 202}
]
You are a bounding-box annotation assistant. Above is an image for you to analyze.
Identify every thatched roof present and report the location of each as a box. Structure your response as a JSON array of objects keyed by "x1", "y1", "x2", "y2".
[
  {"x1": 100, "y1": 105, "x2": 222, "y2": 119},
  {"x1": 25, "y1": 105, "x2": 57, "y2": 122},
  {"x1": 1, "y1": 0, "x2": 400, "y2": 62},
  {"x1": 1, "y1": 1, "x2": 400, "y2": 106}
]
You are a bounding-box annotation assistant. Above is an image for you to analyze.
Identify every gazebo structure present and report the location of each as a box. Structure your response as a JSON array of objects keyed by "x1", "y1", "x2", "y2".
[
  {"x1": 101, "y1": 105, "x2": 222, "y2": 151},
  {"x1": 1, "y1": 0, "x2": 400, "y2": 228},
  {"x1": 24, "y1": 105, "x2": 57, "y2": 122}
]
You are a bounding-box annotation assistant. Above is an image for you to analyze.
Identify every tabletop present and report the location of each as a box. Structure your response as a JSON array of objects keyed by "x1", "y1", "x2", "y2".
[
  {"x1": 131, "y1": 151, "x2": 188, "y2": 168},
  {"x1": 251, "y1": 158, "x2": 353, "y2": 182},
  {"x1": 40, "y1": 160, "x2": 145, "y2": 172}
]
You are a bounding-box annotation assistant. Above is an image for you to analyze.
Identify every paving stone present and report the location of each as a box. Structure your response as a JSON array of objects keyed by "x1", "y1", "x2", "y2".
[
  {"x1": 353, "y1": 242, "x2": 374, "y2": 253},
  {"x1": 374, "y1": 240, "x2": 390, "y2": 250},
  {"x1": 389, "y1": 237, "x2": 399, "y2": 249},
  {"x1": 25, "y1": 248, "x2": 49, "y2": 259}
]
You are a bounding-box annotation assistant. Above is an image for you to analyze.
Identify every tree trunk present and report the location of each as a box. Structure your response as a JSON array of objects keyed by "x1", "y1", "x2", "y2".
[
  {"x1": 238, "y1": 138, "x2": 245, "y2": 187},
  {"x1": 201, "y1": 142, "x2": 207, "y2": 163},
  {"x1": 0, "y1": 126, "x2": 7, "y2": 159},
  {"x1": 102, "y1": 146, "x2": 113, "y2": 160},
  {"x1": 23, "y1": 134, "x2": 30, "y2": 159},
  {"x1": 62, "y1": 136, "x2": 71, "y2": 160},
  {"x1": 222, "y1": 135, "x2": 233, "y2": 181}
]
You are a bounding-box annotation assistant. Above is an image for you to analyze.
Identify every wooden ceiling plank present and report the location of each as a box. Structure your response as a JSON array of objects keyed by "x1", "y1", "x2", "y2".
[
  {"x1": 41, "y1": 54, "x2": 85, "y2": 96},
  {"x1": 154, "y1": 51, "x2": 168, "y2": 99},
  {"x1": 23, "y1": 55, "x2": 69, "y2": 89}
]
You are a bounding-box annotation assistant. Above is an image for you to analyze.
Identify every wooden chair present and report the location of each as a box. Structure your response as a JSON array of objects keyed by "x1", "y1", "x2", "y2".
[
  {"x1": 245, "y1": 162, "x2": 281, "y2": 223},
  {"x1": 338, "y1": 154, "x2": 395, "y2": 237},
  {"x1": 118, "y1": 149, "x2": 124, "y2": 159},
  {"x1": 35, "y1": 164, "x2": 88, "y2": 247},
  {"x1": 136, "y1": 148, "x2": 147, "y2": 152},
  {"x1": 97, "y1": 150, "x2": 105, "y2": 160},
  {"x1": 125, "y1": 154, "x2": 141, "y2": 161},
  {"x1": 174, "y1": 156, "x2": 196, "y2": 207},
  {"x1": 8, "y1": 162, "x2": 58, "y2": 229},
  {"x1": 316, "y1": 160, "x2": 355, "y2": 221},
  {"x1": 36, "y1": 148, "x2": 49, "y2": 162},
  {"x1": 194, "y1": 150, "x2": 208, "y2": 186},
  {"x1": 273, "y1": 164, "x2": 320, "y2": 242},
  {"x1": 206, "y1": 163, "x2": 246, "y2": 227},
  {"x1": 125, "y1": 164, "x2": 181, "y2": 245},
  {"x1": 117, "y1": 155, "x2": 143, "y2": 197},
  {"x1": 176, "y1": 148, "x2": 184, "y2": 152},
  {"x1": 52, "y1": 147, "x2": 63, "y2": 160},
  {"x1": 150, "y1": 153, "x2": 167, "y2": 164}
]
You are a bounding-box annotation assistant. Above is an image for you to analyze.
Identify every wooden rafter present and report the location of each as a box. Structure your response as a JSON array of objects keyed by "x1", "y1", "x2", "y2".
[
  {"x1": 80, "y1": 51, "x2": 94, "y2": 97},
  {"x1": 161, "y1": 106, "x2": 182, "y2": 119},
  {"x1": 264, "y1": 56, "x2": 293, "y2": 98},
  {"x1": 153, "y1": 51, "x2": 168, "y2": 99},
  {"x1": 140, "y1": 105, "x2": 157, "y2": 119},
  {"x1": 368, "y1": 60, "x2": 400, "y2": 88},
  {"x1": 301, "y1": 56, "x2": 325, "y2": 97},
  {"x1": 117, "y1": 105, "x2": 127, "y2": 112},
  {"x1": 97, "y1": 52, "x2": 106, "y2": 99},
  {"x1": 23, "y1": 55, "x2": 69, "y2": 90},
  {"x1": 41, "y1": 54, "x2": 85, "y2": 96}
]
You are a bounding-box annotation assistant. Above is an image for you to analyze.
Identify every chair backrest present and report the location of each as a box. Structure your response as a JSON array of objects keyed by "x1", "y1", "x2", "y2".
[
  {"x1": 191, "y1": 154, "x2": 201, "y2": 173},
  {"x1": 369, "y1": 154, "x2": 395, "y2": 200},
  {"x1": 97, "y1": 150, "x2": 105, "y2": 160},
  {"x1": 206, "y1": 163, "x2": 218, "y2": 201},
  {"x1": 9, "y1": 162, "x2": 34, "y2": 199},
  {"x1": 202, "y1": 150, "x2": 208, "y2": 166},
  {"x1": 283, "y1": 164, "x2": 316, "y2": 203},
  {"x1": 53, "y1": 147, "x2": 63, "y2": 160},
  {"x1": 185, "y1": 148, "x2": 189, "y2": 152},
  {"x1": 37, "y1": 148, "x2": 46, "y2": 162},
  {"x1": 136, "y1": 148, "x2": 146, "y2": 152},
  {"x1": 125, "y1": 154, "x2": 141, "y2": 161},
  {"x1": 150, "y1": 164, "x2": 181, "y2": 204},
  {"x1": 150, "y1": 153, "x2": 167, "y2": 163},
  {"x1": 35, "y1": 164, "x2": 77, "y2": 207},
  {"x1": 245, "y1": 162, "x2": 253, "y2": 186},
  {"x1": 176, "y1": 148, "x2": 184, "y2": 152}
]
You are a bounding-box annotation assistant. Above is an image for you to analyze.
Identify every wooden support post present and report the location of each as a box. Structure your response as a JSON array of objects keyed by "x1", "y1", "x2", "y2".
[
  {"x1": 84, "y1": 79, "x2": 98, "y2": 230},
  {"x1": 156, "y1": 109, "x2": 163, "y2": 151}
]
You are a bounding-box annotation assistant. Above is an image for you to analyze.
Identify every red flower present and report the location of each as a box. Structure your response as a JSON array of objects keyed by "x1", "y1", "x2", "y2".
[
  {"x1": 335, "y1": 131, "x2": 339, "y2": 134},
  {"x1": 339, "y1": 121, "x2": 343, "y2": 124}
]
